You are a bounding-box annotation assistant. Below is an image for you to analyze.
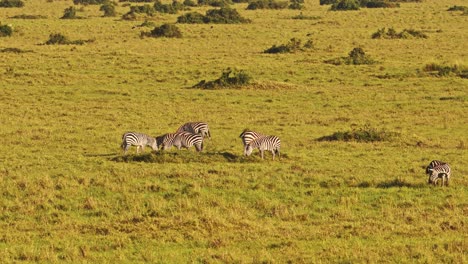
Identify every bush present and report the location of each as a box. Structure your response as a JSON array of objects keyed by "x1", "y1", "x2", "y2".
[
  {"x1": 372, "y1": 27, "x2": 427, "y2": 39},
  {"x1": 317, "y1": 125, "x2": 398, "y2": 142},
  {"x1": 61, "y1": 6, "x2": 78, "y2": 19},
  {"x1": 0, "y1": 0, "x2": 24, "y2": 7},
  {"x1": 363, "y1": 1, "x2": 399, "y2": 8},
  {"x1": 143, "y1": 23, "x2": 183, "y2": 38},
  {"x1": 331, "y1": 0, "x2": 360, "y2": 10},
  {"x1": 423, "y1": 63, "x2": 467, "y2": 78},
  {"x1": 264, "y1": 38, "x2": 312, "y2": 54},
  {"x1": 73, "y1": 0, "x2": 107, "y2": 4},
  {"x1": 325, "y1": 47, "x2": 376, "y2": 65},
  {"x1": 320, "y1": 0, "x2": 337, "y2": 4},
  {"x1": 183, "y1": 0, "x2": 197, "y2": 7},
  {"x1": 130, "y1": 4, "x2": 155, "y2": 15},
  {"x1": 247, "y1": 0, "x2": 289, "y2": 10},
  {"x1": 447, "y1": 5, "x2": 467, "y2": 12},
  {"x1": 204, "y1": 7, "x2": 250, "y2": 23},
  {"x1": 10, "y1": 14, "x2": 47, "y2": 19},
  {"x1": 177, "y1": 12, "x2": 206, "y2": 23},
  {"x1": 45, "y1": 33, "x2": 93, "y2": 45},
  {"x1": 193, "y1": 68, "x2": 252, "y2": 89},
  {"x1": 154, "y1": 0, "x2": 185, "y2": 14},
  {"x1": 289, "y1": 0, "x2": 304, "y2": 10},
  {"x1": 198, "y1": 0, "x2": 232, "y2": 7},
  {"x1": 0, "y1": 24, "x2": 13, "y2": 37},
  {"x1": 100, "y1": 3, "x2": 116, "y2": 17}
]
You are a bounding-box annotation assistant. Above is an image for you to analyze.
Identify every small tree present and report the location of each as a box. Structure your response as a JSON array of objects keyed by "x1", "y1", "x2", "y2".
[
  {"x1": 146, "y1": 24, "x2": 183, "y2": 38},
  {"x1": 61, "y1": 6, "x2": 77, "y2": 19},
  {"x1": 100, "y1": 3, "x2": 116, "y2": 17},
  {"x1": 0, "y1": 24, "x2": 13, "y2": 37}
]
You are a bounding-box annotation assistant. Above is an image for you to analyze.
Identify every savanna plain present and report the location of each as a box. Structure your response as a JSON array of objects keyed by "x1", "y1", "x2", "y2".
[{"x1": 0, "y1": 0, "x2": 467, "y2": 262}]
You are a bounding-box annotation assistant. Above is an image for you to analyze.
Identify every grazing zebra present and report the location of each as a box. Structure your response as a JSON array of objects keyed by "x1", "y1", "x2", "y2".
[
  {"x1": 176, "y1": 122, "x2": 211, "y2": 139},
  {"x1": 425, "y1": 160, "x2": 446, "y2": 176},
  {"x1": 156, "y1": 132, "x2": 204, "y2": 152},
  {"x1": 427, "y1": 163, "x2": 452, "y2": 186},
  {"x1": 245, "y1": 135, "x2": 281, "y2": 160},
  {"x1": 239, "y1": 130, "x2": 265, "y2": 155},
  {"x1": 121, "y1": 132, "x2": 158, "y2": 154}
]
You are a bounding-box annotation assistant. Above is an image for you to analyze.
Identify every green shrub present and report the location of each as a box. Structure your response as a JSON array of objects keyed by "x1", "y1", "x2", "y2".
[
  {"x1": 45, "y1": 33, "x2": 93, "y2": 45},
  {"x1": 0, "y1": 0, "x2": 24, "y2": 7},
  {"x1": 194, "y1": 68, "x2": 253, "y2": 89},
  {"x1": 100, "y1": 3, "x2": 116, "y2": 17},
  {"x1": 264, "y1": 38, "x2": 313, "y2": 54},
  {"x1": 177, "y1": 12, "x2": 206, "y2": 23},
  {"x1": 61, "y1": 6, "x2": 78, "y2": 19},
  {"x1": 325, "y1": 47, "x2": 376, "y2": 65},
  {"x1": 447, "y1": 5, "x2": 467, "y2": 12},
  {"x1": 204, "y1": 7, "x2": 250, "y2": 23},
  {"x1": 331, "y1": 0, "x2": 360, "y2": 10},
  {"x1": 183, "y1": 0, "x2": 197, "y2": 7},
  {"x1": 320, "y1": 0, "x2": 337, "y2": 4},
  {"x1": 247, "y1": 0, "x2": 289, "y2": 10},
  {"x1": 317, "y1": 125, "x2": 398, "y2": 142},
  {"x1": 154, "y1": 0, "x2": 185, "y2": 14},
  {"x1": 0, "y1": 24, "x2": 13, "y2": 37},
  {"x1": 289, "y1": 0, "x2": 304, "y2": 10},
  {"x1": 372, "y1": 27, "x2": 427, "y2": 39},
  {"x1": 10, "y1": 14, "x2": 47, "y2": 19},
  {"x1": 198, "y1": 0, "x2": 232, "y2": 7},
  {"x1": 143, "y1": 23, "x2": 183, "y2": 38},
  {"x1": 363, "y1": 1, "x2": 399, "y2": 8},
  {"x1": 423, "y1": 63, "x2": 467, "y2": 78},
  {"x1": 73, "y1": 0, "x2": 107, "y2": 4},
  {"x1": 130, "y1": 4, "x2": 155, "y2": 15}
]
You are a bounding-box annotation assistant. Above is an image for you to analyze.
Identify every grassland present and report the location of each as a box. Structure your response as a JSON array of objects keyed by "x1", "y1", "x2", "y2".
[{"x1": 0, "y1": 0, "x2": 467, "y2": 262}]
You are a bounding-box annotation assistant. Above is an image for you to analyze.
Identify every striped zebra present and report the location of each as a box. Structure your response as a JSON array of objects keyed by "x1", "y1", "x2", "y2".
[
  {"x1": 427, "y1": 163, "x2": 452, "y2": 186},
  {"x1": 156, "y1": 132, "x2": 204, "y2": 152},
  {"x1": 176, "y1": 122, "x2": 211, "y2": 139},
  {"x1": 239, "y1": 130, "x2": 265, "y2": 155},
  {"x1": 121, "y1": 132, "x2": 158, "y2": 154},
  {"x1": 425, "y1": 160, "x2": 446, "y2": 176},
  {"x1": 245, "y1": 135, "x2": 281, "y2": 160}
]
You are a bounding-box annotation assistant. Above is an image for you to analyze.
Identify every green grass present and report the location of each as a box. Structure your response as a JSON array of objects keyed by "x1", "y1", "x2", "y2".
[{"x1": 0, "y1": 0, "x2": 467, "y2": 262}]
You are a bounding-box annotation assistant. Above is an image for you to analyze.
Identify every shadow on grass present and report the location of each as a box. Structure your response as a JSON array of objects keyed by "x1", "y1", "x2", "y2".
[
  {"x1": 356, "y1": 179, "x2": 426, "y2": 189},
  {"x1": 110, "y1": 151, "x2": 288, "y2": 163}
]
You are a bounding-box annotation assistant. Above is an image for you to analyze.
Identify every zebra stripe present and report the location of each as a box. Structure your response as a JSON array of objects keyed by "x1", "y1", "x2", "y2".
[
  {"x1": 239, "y1": 130, "x2": 265, "y2": 155},
  {"x1": 121, "y1": 132, "x2": 157, "y2": 154},
  {"x1": 425, "y1": 160, "x2": 446, "y2": 176},
  {"x1": 176, "y1": 122, "x2": 211, "y2": 139},
  {"x1": 428, "y1": 163, "x2": 451, "y2": 186},
  {"x1": 156, "y1": 132, "x2": 204, "y2": 152},
  {"x1": 245, "y1": 135, "x2": 281, "y2": 160}
]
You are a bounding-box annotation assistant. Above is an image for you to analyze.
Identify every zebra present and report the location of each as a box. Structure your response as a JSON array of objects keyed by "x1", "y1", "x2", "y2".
[
  {"x1": 425, "y1": 160, "x2": 446, "y2": 176},
  {"x1": 427, "y1": 163, "x2": 452, "y2": 186},
  {"x1": 156, "y1": 132, "x2": 204, "y2": 152},
  {"x1": 239, "y1": 130, "x2": 265, "y2": 155},
  {"x1": 176, "y1": 122, "x2": 211, "y2": 139},
  {"x1": 121, "y1": 132, "x2": 158, "y2": 154},
  {"x1": 245, "y1": 135, "x2": 281, "y2": 160}
]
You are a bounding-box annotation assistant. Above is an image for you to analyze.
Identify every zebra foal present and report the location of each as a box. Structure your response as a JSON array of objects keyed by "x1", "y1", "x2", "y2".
[
  {"x1": 245, "y1": 135, "x2": 281, "y2": 160},
  {"x1": 176, "y1": 122, "x2": 211, "y2": 139},
  {"x1": 121, "y1": 132, "x2": 158, "y2": 154},
  {"x1": 156, "y1": 132, "x2": 204, "y2": 152}
]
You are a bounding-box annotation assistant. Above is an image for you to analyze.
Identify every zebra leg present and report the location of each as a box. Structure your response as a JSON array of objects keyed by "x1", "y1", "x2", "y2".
[
  {"x1": 260, "y1": 150, "x2": 264, "y2": 159},
  {"x1": 271, "y1": 150, "x2": 275, "y2": 160}
]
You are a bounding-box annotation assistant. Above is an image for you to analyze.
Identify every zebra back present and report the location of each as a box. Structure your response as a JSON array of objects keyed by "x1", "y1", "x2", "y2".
[
  {"x1": 245, "y1": 135, "x2": 281, "y2": 158},
  {"x1": 174, "y1": 132, "x2": 204, "y2": 152},
  {"x1": 239, "y1": 130, "x2": 265, "y2": 146},
  {"x1": 121, "y1": 132, "x2": 157, "y2": 153},
  {"x1": 176, "y1": 122, "x2": 211, "y2": 139},
  {"x1": 426, "y1": 160, "x2": 445, "y2": 175}
]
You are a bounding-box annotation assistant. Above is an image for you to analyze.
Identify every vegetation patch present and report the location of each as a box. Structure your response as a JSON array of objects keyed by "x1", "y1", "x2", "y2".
[
  {"x1": 326, "y1": 0, "x2": 401, "y2": 10},
  {"x1": 447, "y1": 5, "x2": 467, "y2": 12},
  {"x1": 154, "y1": 0, "x2": 185, "y2": 14},
  {"x1": 423, "y1": 63, "x2": 467, "y2": 78},
  {"x1": 197, "y1": 0, "x2": 232, "y2": 7},
  {"x1": 246, "y1": 0, "x2": 289, "y2": 10},
  {"x1": 325, "y1": 47, "x2": 377, "y2": 65},
  {"x1": 264, "y1": 38, "x2": 313, "y2": 54},
  {"x1": 45, "y1": 33, "x2": 94, "y2": 45},
  {"x1": 100, "y1": 3, "x2": 116, "y2": 17},
  {"x1": 0, "y1": 47, "x2": 31, "y2": 53},
  {"x1": 317, "y1": 125, "x2": 399, "y2": 142},
  {"x1": 61, "y1": 6, "x2": 86, "y2": 19},
  {"x1": 372, "y1": 27, "x2": 427, "y2": 39},
  {"x1": 122, "y1": 4, "x2": 156, "y2": 20},
  {"x1": 291, "y1": 13, "x2": 321, "y2": 20},
  {"x1": 73, "y1": 0, "x2": 107, "y2": 5},
  {"x1": 10, "y1": 14, "x2": 47, "y2": 19},
  {"x1": 141, "y1": 23, "x2": 183, "y2": 38},
  {"x1": 0, "y1": 0, "x2": 24, "y2": 7},
  {"x1": 0, "y1": 23, "x2": 13, "y2": 37},
  {"x1": 193, "y1": 68, "x2": 252, "y2": 89},
  {"x1": 330, "y1": 0, "x2": 360, "y2": 11},
  {"x1": 112, "y1": 151, "x2": 269, "y2": 163},
  {"x1": 177, "y1": 7, "x2": 250, "y2": 24}
]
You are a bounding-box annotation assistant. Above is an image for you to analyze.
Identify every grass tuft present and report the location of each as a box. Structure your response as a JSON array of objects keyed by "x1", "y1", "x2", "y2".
[
  {"x1": 317, "y1": 125, "x2": 399, "y2": 142},
  {"x1": 193, "y1": 68, "x2": 253, "y2": 89}
]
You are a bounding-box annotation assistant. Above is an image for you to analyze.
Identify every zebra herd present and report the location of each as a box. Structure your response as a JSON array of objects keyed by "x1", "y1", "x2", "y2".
[
  {"x1": 121, "y1": 122, "x2": 451, "y2": 187},
  {"x1": 121, "y1": 122, "x2": 281, "y2": 160}
]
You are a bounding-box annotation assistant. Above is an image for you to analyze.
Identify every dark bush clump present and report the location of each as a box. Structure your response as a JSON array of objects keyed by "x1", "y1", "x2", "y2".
[
  {"x1": 154, "y1": 0, "x2": 185, "y2": 14},
  {"x1": 0, "y1": 47, "x2": 31, "y2": 53},
  {"x1": 0, "y1": 24, "x2": 13, "y2": 37},
  {"x1": 447, "y1": 5, "x2": 467, "y2": 12},
  {"x1": 325, "y1": 47, "x2": 376, "y2": 65},
  {"x1": 177, "y1": 12, "x2": 206, "y2": 23},
  {"x1": 142, "y1": 23, "x2": 183, "y2": 38},
  {"x1": 198, "y1": 0, "x2": 232, "y2": 7},
  {"x1": 0, "y1": 0, "x2": 24, "y2": 7},
  {"x1": 61, "y1": 6, "x2": 78, "y2": 19},
  {"x1": 372, "y1": 27, "x2": 427, "y2": 39},
  {"x1": 289, "y1": 0, "x2": 304, "y2": 9},
  {"x1": 363, "y1": 1, "x2": 399, "y2": 8},
  {"x1": 330, "y1": 0, "x2": 360, "y2": 10},
  {"x1": 178, "y1": 7, "x2": 250, "y2": 24},
  {"x1": 194, "y1": 68, "x2": 252, "y2": 89},
  {"x1": 423, "y1": 63, "x2": 467, "y2": 78},
  {"x1": 100, "y1": 3, "x2": 116, "y2": 17},
  {"x1": 320, "y1": 0, "x2": 336, "y2": 4},
  {"x1": 183, "y1": 0, "x2": 197, "y2": 7},
  {"x1": 247, "y1": 0, "x2": 289, "y2": 10},
  {"x1": 45, "y1": 33, "x2": 93, "y2": 45},
  {"x1": 73, "y1": 0, "x2": 107, "y2": 4},
  {"x1": 264, "y1": 38, "x2": 313, "y2": 54},
  {"x1": 317, "y1": 125, "x2": 398, "y2": 142},
  {"x1": 10, "y1": 14, "x2": 47, "y2": 19}
]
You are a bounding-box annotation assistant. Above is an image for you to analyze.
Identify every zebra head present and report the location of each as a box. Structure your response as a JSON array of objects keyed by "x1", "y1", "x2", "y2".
[
  {"x1": 149, "y1": 137, "x2": 158, "y2": 151},
  {"x1": 427, "y1": 169, "x2": 443, "y2": 185},
  {"x1": 155, "y1": 135, "x2": 165, "y2": 150},
  {"x1": 245, "y1": 144, "x2": 254, "y2": 156}
]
